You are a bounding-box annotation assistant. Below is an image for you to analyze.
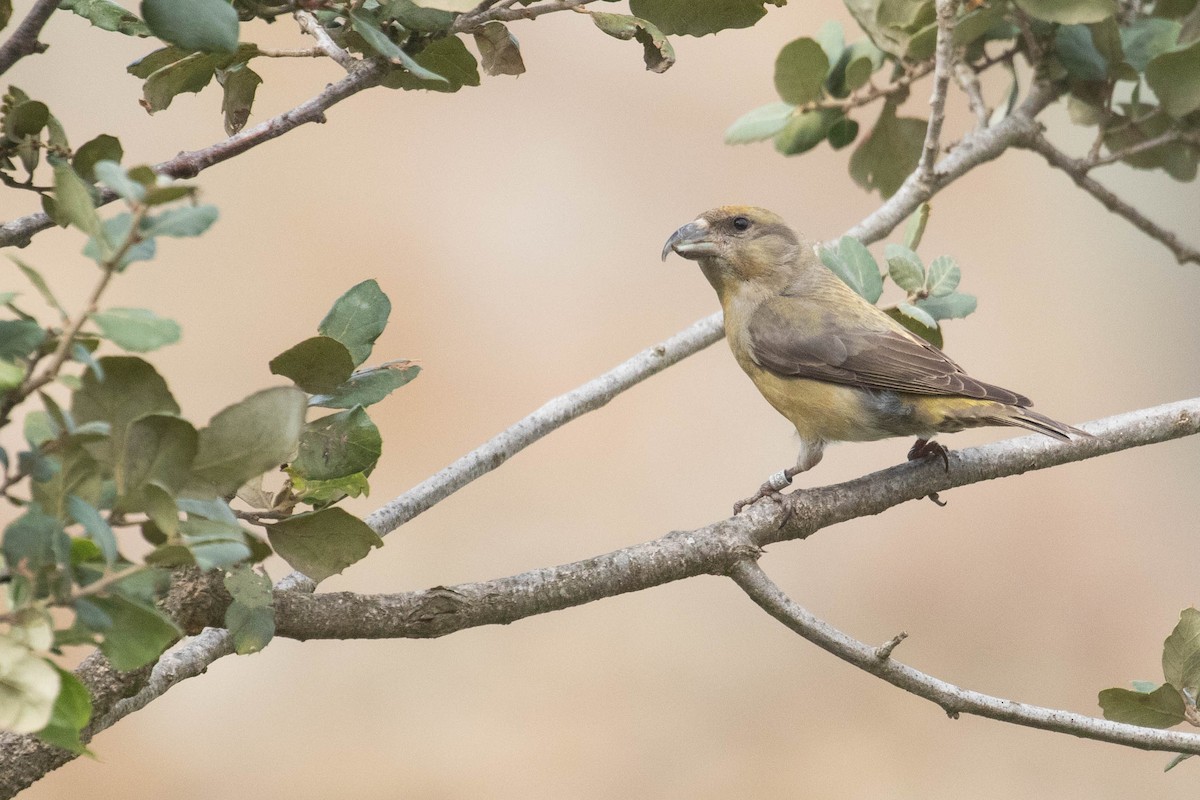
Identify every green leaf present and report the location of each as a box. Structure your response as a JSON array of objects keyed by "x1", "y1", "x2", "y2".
[
  {"x1": 848, "y1": 103, "x2": 925, "y2": 198},
  {"x1": 725, "y1": 102, "x2": 795, "y2": 144},
  {"x1": 83, "y1": 214, "x2": 157, "y2": 270},
  {"x1": 51, "y1": 163, "x2": 104, "y2": 242},
  {"x1": 0, "y1": 319, "x2": 45, "y2": 360},
  {"x1": 826, "y1": 117, "x2": 859, "y2": 150},
  {"x1": 141, "y1": 0, "x2": 239, "y2": 53},
  {"x1": 71, "y1": 356, "x2": 180, "y2": 469},
  {"x1": 3, "y1": 100, "x2": 48, "y2": 141},
  {"x1": 309, "y1": 361, "x2": 421, "y2": 409},
  {"x1": 1165, "y1": 753, "x2": 1194, "y2": 772},
  {"x1": 266, "y1": 507, "x2": 383, "y2": 583},
  {"x1": 11, "y1": 258, "x2": 67, "y2": 319},
  {"x1": 819, "y1": 236, "x2": 882, "y2": 303},
  {"x1": 140, "y1": 205, "x2": 218, "y2": 238},
  {"x1": 1099, "y1": 684, "x2": 1187, "y2": 727},
  {"x1": 92, "y1": 160, "x2": 145, "y2": 203},
  {"x1": 915, "y1": 291, "x2": 976, "y2": 320},
  {"x1": 1104, "y1": 105, "x2": 1198, "y2": 180},
  {"x1": 903, "y1": 203, "x2": 929, "y2": 250},
  {"x1": 1147, "y1": 38, "x2": 1200, "y2": 117},
  {"x1": 72, "y1": 135, "x2": 124, "y2": 183},
  {"x1": 90, "y1": 308, "x2": 181, "y2": 353},
  {"x1": 2, "y1": 508, "x2": 69, "y2": 577},
  {"x1": 1163, "y1": 607, "x2": 1200, "y2": 695},
  {"x1": 350, "y1": 9, "x2": 446, "y2": 83},
  {"x1": 472, "y1": 21, "x2": 525, "y2": 77},
  {"x1": 381, "y1": 0, "x2": 455, "y2": 33},
  {"x1": 224, "y1": 565, "x2": 274, "y2": 655},
  {"x1": 627, "y1": 0, "x2": 785, "y2": 37},
  {"x1": 288, "y1": 470, "x2": 370, "y2": 506},
  {"x1": 1056, "y1": 25, "x2": 1109, "y2": 81},
  {"x1": 774, "y1": 37, "x2": 829, "y2": 105},
  {"x1": 217, "y1": 63, "x2": 261, "y2": 136},
  {"x1": 1131, "y1": 680, "x2": 1161, "y2": 693},
  {"x1": 773, "y1": 109, "x2": 838, "y2": 156},
  {"x1": 177, "y1": 517, "x2": 250, "y2": 570},
  {"x1": 60, "y1": 0, "x2": 151, "y2": 36},
  {"x1": 269, "y1": 336, "x2": 356, "y2": 395},
  {"x1": 0, "y1": 637, "x2": 59, "y2": 733},
  {"x1": 840, "y1": 41, "x2": 884, "y2": 92},
  {"x1": 318, "y1": 280, "x2": 391, "y2": 367},
  {"x1": 405, "y1": 0, "x2": 475, "y2": 9},
  {"x1": 31, "y1": 440, "x2": 104, "y2": 523},
  {"x1": 132, "y1": 47, "x2": 258, "y2": 113},
  {"x1": 1013, "y1": 0, "x2": 1117, "y2": 24},
  {"x1": 814, "y1": 19, "x2": 844, "y2": 65},
  {"x1": 0, "y1": 359, "x2": 24, "y2": 390},
  {"x1": 117, "y1": 413, "x2": 198, "y2": 509},
  {"x1": 843, "y1": 0, "x2": 932, "y2": 59},
  {"x1": 925, "y1": 255, "x2": 960, "y2": 296},
  {"x1": 884, "y1": 306, "x2": 942, "y2": 347},
  {"x1": 380, "y1": 35, "x2": 480, "y2": 92},
  {"x1": 896, "y1": 301, "x2": 937, "y2": 329},
  {"x1": 292, "y1": 407, "x2": 382, "y2": 481},
  {"x1": 1122, "y1": 18, "x2": 1182, "y2": 72},
  {"x1": 884, "y1": 243, "x2": 924, "y2": 293},
  {"x1": 35, "y1": 665, "x2": 92, "y2": 755},
  {"x1": 187, "y1": 386, "x2": 306, "y2": 497},
  {"x1": 590, "y1": 12, "x2": 675, "y2": 73},
  {"x1": 66, "y1": 495, "x2": 118, "y2": 565},
  {"x1": 81, "y1": 594, "x2": 181, "y2": 671}
]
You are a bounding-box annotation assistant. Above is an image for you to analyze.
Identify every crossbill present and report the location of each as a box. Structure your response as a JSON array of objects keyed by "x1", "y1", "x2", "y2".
[{"x1": 662, "y1": 206, "x2": 1087, "y2": 511}]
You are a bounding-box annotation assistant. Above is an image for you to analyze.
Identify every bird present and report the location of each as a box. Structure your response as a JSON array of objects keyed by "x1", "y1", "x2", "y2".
[{"x1": 661, "y1": 205, "x2": 1088, "y2": 513}]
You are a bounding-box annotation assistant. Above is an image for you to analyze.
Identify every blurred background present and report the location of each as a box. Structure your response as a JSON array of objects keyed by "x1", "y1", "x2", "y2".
[{"x1": 5, "y1": 0, "x2": 1200, "y2": 797}]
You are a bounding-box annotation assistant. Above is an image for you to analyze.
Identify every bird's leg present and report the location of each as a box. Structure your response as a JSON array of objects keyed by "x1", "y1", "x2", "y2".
[
  {"x1": 734, "y1": 440, "x2": 824, "y2": 515},
  {"x1": 907, "y1": 438, "x2": 949, "y2": 506},
  {"x1": 733, "y1": 466, "x2": 800, "y2": 515}
]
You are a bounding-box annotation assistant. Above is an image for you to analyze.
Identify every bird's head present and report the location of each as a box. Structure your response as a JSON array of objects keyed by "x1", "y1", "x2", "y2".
[{"x1": 661, "y1": 206, "x2": 803, "y2": 298}]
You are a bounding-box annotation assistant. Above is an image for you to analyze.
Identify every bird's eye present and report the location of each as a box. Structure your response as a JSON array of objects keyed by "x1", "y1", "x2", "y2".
[{"x1": 732, "y1": 216, "x2": 751, "y2": 232}]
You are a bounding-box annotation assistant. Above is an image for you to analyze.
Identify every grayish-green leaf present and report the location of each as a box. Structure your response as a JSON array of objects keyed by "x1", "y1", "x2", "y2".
[
  {"x1": 1014, "y1": 0, "x2": 1117, "y2": 24},
  {"x1": 217, "y1": 63, "x2": 261, "y2": 135},
  {"x1": 473, "y1": 21, "x2": 526, "y2": 76},
  {"x1": 590, "y1": 12, "x2": 675, "y2": 73},
  {"x1": 90, "y1": 308, "x2": 181, "y2": 353},
  {"x1": 318, "y1": 280, "x2": 391, "y2": 367},
  {"x1": 309, "y1": 361, "x2": 421, "y2": 409},
  {"x1": 293, "y1": 407, "x2": 382, "y2": 481},
  {"x1": 627, "y1": 0, "x2": 785, "y2": 37},
  {"x1": 819, "y1": 236, "x2": 882, "y2": 303},
  {"x1": 1056, "y1": 24, "x2": 1109, "y2": 81},
  {"x1": 117, "y1": 413, "x2": 198, "y2": 510},
  {"x1": 270, "y1": 336, "x2": 355, "y2": 395},
  {"x1": 903, "y1": 203, "x2": 929, "y2": 251},
  {"x1": 82, "y1": 594, "x2": 181, "y2": 671},
  {"x1": 0, "y1": 637, "x2": 59, "y2": 733},
  {"x1": 774, "y1": 37, "x2": 829, "y2": 105},
  {"x1": 1098, "y1": 684, "x2": 1187, "y2": 727},
  {"x1": 71, "y1": 356, "x2": 180, "y2": 468},
  {"x1": 92, "y1": 160, "x2": 145, "y2": 203},
  {"x1": 72, "y1": 135, "x2": 124, "y2": 183},
  {"x1": 915, "y1": 291, "x2": 976, "y2": 320},
  {"x1": 884, "y1": 306, "x2": 941, "y2": 347},
  {"x1": 266, "y1": 507, "x2": 383, "y2": 583},
  {"x1": 10, "y1": 258, "x2": 65, "y2": 319},
  {"x1": 925, "y1": 255, "x2": 960, "y2": 296},
  {"x1": 826, "y1": 117, "x2": 859, "y2": 149},
  {"x1": 896, "y1": 301, "x2": 937, "y2": 329},
  {"x1": 51, "y1": 163, "x2": 104, "y2": 242},
  {"x1": 1122, "y1": 18, "x2": 1182, "y2": 71},
  {"x1": 350, "y1": 9, "x2": 446, "y2": 83},
  {"x1": 60, "y1": 0, "x2": 150, "y2": 36},
  {"x1": 140, "y1": 205, "x2": 218, "y2": 238},
  {"x1": 1147, "y1": 38, "x2": 1200, "y2": 117},
  {"x1": 1163, "y1": 607, "x2": 1200, "y2": 695},
  {"x1": 187, "y1": 387, "x2": 305, "y2": 497},
  {"x1": 224, "y1": 565, "x2": 274, "y2": 655},
  {"x1": 141, "y1": 0, "x2": 239, "y2": 53},
  {"x1": 66, "y1": 496, "x2": 118, "y2": 565},
  {"x1": 0, "y1": 320, "x2": 45, "y2": 361},
  {"x1": 848, "y1": 104, "x2": 925, "y2": 198},
  {"x1": 884, "y1": 243, "x2": 924, "y2": 292},
  {"x1": 773, "y1": 109, "x2": 838, "y2": 155},
  {"x1": 724, "y1": 102, "x2": 795, "y2": 144},
  {"x1": 380, "y1": 35, "x2": 480, "y2": 91},
  {"x1": 34, "y1": 665, "x2": 91, "y2": 755}
]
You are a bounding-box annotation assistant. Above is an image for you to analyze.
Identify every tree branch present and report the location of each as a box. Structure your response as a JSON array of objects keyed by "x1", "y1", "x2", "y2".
[
  {"x1": 294, "y1": 10, "x2": 356, "y2": 70},
  {"x1": 917, "y1": 0, "x2": 960, "y2": 182},
  {"x1": 1020, "y1": 130, "x2": 1200, "y2": 266},
  {"x1": 728, "y1": 559, "x2": 1200, "y2": 755},
  {"x1": 0, "y1": 59, "x2": 387, "y2": 249},
  {"x1": 2, "y1": 394, "x2": 1195, "y2": 792},
  {"x1": 0, "y1": 0, "x2": 56, "y2": 77}
]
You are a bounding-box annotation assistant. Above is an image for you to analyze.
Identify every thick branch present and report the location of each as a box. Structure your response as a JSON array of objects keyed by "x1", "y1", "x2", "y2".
[
  {"x1": 278, "y1": 399, "x2": 1200, "y2": 640},
  {"x1": 1020, "y1": 131, "x2": 1200, "y2": 266},
  {"x1": 729, "y1": 559, "x2": 1200, "y2": 755},
  {"x1": 0, "y1": 0, "x2": 56, "y2": 76},
  {"x1": 0, "y1": 59, "x2": 387, "y2": 248}
]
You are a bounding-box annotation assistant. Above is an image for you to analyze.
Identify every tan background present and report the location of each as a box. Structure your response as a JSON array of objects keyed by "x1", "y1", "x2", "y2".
[{"x1": 5, "y1": 0, "x2": 1200, "y2": 797}]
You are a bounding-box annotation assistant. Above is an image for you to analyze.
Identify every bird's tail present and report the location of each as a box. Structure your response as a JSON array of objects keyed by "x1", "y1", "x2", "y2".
[{"x1": 994, "y1": 406, "x2": 1091, "y2": 442}]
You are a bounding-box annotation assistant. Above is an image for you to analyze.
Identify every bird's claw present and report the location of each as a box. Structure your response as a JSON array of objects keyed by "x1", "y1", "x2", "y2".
[
  {"x1": 734, "y1": 468, "x2": 797, "y2": 519},
  {"x1": 907, "y1": 438, "x2": 950, "y2": 506},
  {"x1": 907, "y1": 438, "x2": 950, "y2": 470}
]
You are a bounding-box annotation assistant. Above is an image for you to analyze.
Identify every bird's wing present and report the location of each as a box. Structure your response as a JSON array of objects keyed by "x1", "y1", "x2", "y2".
[{"x1": 747, "y1": 297, "x2": 1031, "y2": 406}]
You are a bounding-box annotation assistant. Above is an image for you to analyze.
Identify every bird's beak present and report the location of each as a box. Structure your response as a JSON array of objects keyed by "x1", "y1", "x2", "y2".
[{"x1": 661, "y1": 219, "x2": 718, "y2": 261}]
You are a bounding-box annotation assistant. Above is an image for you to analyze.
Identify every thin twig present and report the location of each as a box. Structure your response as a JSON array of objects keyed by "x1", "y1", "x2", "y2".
[
  {"x1": 917, "y1": 0, "x2": 960, "y2": 182},
  {"x1": 1086, "y1": 129, "x2": 1200, "y2": 171},
  {"x1": 797, "y1": 61, "x2": 934, "y2": 116},
  {"x1": 294, "y1": 10, "x2": 356, "y2": 70},
  {"x1": 1021, "y1": 130, "x2": 1200, "y2": 266},
  {"x1": 254, "y1": 47, "x2": 324, "y2": 59},
  {"x1": 729, "y1": 559, "x2": 1200, "y2": 754},
  {"x1": 451, "y1": 0, "x2": 600, "y2": 32},
  {"x1": 0, "y1": 0, "x2": 56, "y2": 77},
  {"x1": 953, "y1": 61, "x2": 988, "y2": 129}
]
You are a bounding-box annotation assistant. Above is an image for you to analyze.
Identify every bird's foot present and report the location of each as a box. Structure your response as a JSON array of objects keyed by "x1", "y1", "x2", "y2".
[
  {"x1": 907, "y1": 438, "x2": 949, "y2": 470},
  {"x1": 907, "y1": 438, "x2": 949, "y2": 507},
  {"x1": 734, "y1": 468, "x2": 797, "y2": 515}
]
